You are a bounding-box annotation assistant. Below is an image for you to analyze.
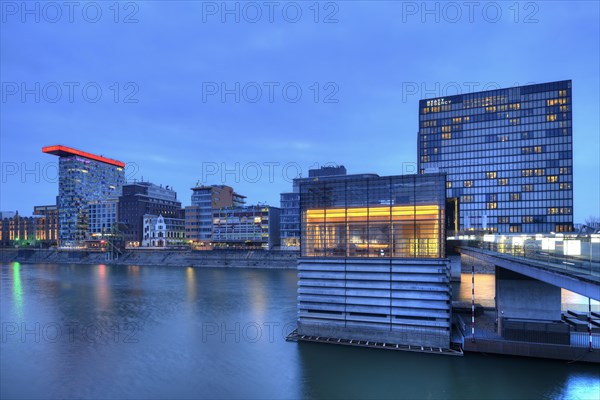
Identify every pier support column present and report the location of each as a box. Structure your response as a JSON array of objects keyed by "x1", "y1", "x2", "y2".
[{"x1": 495, "y1": 267, "x2": 562, "y2": 321}]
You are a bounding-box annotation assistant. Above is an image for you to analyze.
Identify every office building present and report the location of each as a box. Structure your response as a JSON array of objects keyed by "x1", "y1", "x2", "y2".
[
  {"x1": 118, "y1": 182, "x2": 183, "y2": 247},
  {"x1": 212, "y1": 206, "x2": 280, "y2": 249},
  {"x1": 280, "y1": 166, "x2": 378, "y2": 248},
  {"x1": 42, "y1": 145, "x2": 125, "y2": 246},
  {"x1": 185, "y1": 185, "x2": 245, "y2": 245},
  {"x1": 296, "y1": 173, "x2": 451, "y2": 349},
  {"x1": 142, "y1": 214, "x2": 186, "y2": 247},
  {"x1": 418, "y1": 80, "x2": 574, "y2": 233},
  {"x1": 87, "y1": 199, "x2": 118, "y2": 238}
]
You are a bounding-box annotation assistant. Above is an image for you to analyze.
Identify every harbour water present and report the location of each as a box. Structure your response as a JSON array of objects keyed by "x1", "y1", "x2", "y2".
[{"x1": 1, "y1": 263, "x2": 598, "y2": 399}]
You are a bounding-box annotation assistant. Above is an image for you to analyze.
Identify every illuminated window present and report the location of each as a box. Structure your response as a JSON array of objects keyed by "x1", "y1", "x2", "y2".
[
  {"x1": 522, "y1": 184, "x2": 533, "y2": 192},
  {"x1": 446, "y1": 181, "x2": 452, "y2": 189},
  {"x1": 463, "y1": 116, "x2": 470, "y2": 122},
  {"x1": 534, "y1": 169, "x2": 545, "y2": 176},
  {"x1": 559, "y1": 90, "x2": 567, "y2": 97},
  {"x1": 522, "y1": 169, "x2": 533, "y2": 177},
  {"x1": 464, "y1": 180, "x2": 473, "y2": 188},
  {"x1": 498, "y1": 217, "x2": 509, "y2": 223},
  {"x1": 498, "y1": 179, "x2": 509, "y2": 186},
  {"x1": 547, "y1": 176, "x2": 558, "y2": 183},
  {"x1": 421, "y1": 156, "x2": 430, "y2": 163},
  {"x1": 559, "y1": 183, "x2": 571, "y2": 190},
  {"x1": 452, "y1": 117, "x2": 462, "y2": 124},
  {"x1": 559, "y1": 167, "x2": 571, "y2": 174},
  {"x1": 509, "y1": 103, "x2": 521, "y2": 110},
  {"x1": 522, "y1": 216, "x2": 533, "y2": 223},
  {"x1": 498, "y1": 135, "x2": 509, "y2": 142},
  {"x1": 521, "y1": 147, "x2": 532, "y2": 154},
  {"x1": 548, "y1": 207, "x2": 558, "y2": 215},
  {"x1": 510, "y1": 225, "x2": 522, "y2": 233},
  {"x1": 442, "y1": 133, "x2": 452, "y2": 139},
  {"x1": 486, "y1": 172, "x2": 497, "y2": 179},
  {"x1": 486, "y1": 202, "x2": 497, "y2": 209},
  {"x1": 546, "y1": 114, "x2": 557, "y2": 122},
  {"x1": 534, "y1": 146, "x2": 543, "y2": 153},
  {"x1": 486, "y1": 106, "x2": 497, "y2": 112},
  {"x1": 422, "y1": 107, "x2": 430, "y2": 114},
  {"x1": 442, "y1": 126, "x2": 451, "y2": 132},
  {"x1": 509, "y1": 118, "x2": 520, "y2": 125},
  {"x1": 560, "y1": 105, "x2": 569, "y2": 112},
  {"x1": 510, "y1": 193, "x2": 520, "y2": 201},
  {"x1": 462, "y1": 195, "x2": 473, "y2": 203}
]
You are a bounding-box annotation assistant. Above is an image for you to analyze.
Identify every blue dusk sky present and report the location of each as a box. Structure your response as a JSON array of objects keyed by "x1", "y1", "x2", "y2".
[{"x1": 1, "y1": 1, "x2": 599, "y2": 221}]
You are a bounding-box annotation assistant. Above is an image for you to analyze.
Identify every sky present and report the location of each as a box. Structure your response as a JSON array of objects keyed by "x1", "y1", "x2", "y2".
[{"x1": 1, "y1": 1, "x2": 599, "y2": 222}]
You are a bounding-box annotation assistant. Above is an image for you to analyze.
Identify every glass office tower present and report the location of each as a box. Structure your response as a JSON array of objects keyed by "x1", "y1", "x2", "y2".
[
  {"x1": 43, "y1": 145, "x2": 125, "y2": 246},
  {"x1": 418, "y1": 80, "x2": 573, "y2": 234}
]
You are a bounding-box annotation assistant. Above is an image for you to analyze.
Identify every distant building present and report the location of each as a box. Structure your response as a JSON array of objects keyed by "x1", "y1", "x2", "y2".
[
  {"x1": 185, "y1": 185, "x2": 246, "y2": 245},
  {"x1": 212, "y1": 206, "x2": 280, "y2": 249},
  {"x1": 0, "y1": 211, "x2": 16, "y2": 220},
  {"x1": 87, "y1": 199, "x2": 118, "y2": 238},
  {"x1": 296, "y1": 173, "x2": 451, "y2": 349},
  {"x1": 418, "y1": 80, "x2": 574, "y2": 233},
  {"x1": 280, "y1": 166, "x2": 378, "y2": 249},
  {"x1": 142, "y1": 214, "x2": 186, "y2": 247},
  {"x1": 42, "y1": 145, "x2": 125, "y2": 246},
  {"x1": 118, "y1": 182, "x2": 183, "y2": 247},
  {"x1": 33, "y1": 205, "x2": 58, "y2": 245},
  {"x1": 0, "y1": 212, "x2": 36, "y2": 246}
]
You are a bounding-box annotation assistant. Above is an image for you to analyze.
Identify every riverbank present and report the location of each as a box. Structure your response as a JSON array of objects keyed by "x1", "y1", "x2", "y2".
[{"x1": 0, "y1": 248, "x2": 299, "y2": 269}]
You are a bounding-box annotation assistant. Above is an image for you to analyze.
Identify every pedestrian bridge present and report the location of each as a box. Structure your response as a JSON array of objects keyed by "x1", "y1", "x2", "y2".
[{"x1": 458, "y1": 241, "x2": 600, "y2": 301}]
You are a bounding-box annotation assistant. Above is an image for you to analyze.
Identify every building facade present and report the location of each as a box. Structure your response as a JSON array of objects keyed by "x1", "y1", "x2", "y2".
[
  {"x1": 418, "y1": 80, "x2": 574, "y2": 234},
  {"x1": 142, "y1": 214, "x2": 186, "y2": 247},
  {"x1": 87, "y1": 199, "x2": 118, "y2": 238},
  {"x1": 33, "y1": 205, "x2": 58, "y2": 245},
  {"x1": 118, "y1": 182, "x2": 183, "y2": 247},
  {"x1": 185, "y1": 185, "x2": 245, "y2": 244},
  {"x1": 280, "y1": 166, "x2": 378, "y2": 249},
  {"x1": 42, "y1": 145, "x2": 125, "y2": 246},
  {"x1": 212, "y1": 206, "x2": 280, "y2": 249},
  {"x1": 0, "y1": 212, "x2": 37, "y2": 246},
  {"x1": 296, "y1": 173, "x2": 452, "y2": 349}
]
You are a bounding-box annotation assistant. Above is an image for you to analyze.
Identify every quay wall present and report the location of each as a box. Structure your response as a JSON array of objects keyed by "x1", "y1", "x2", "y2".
[{"x1": 0, "y1": 248, "x2": 299, "y2": 269}]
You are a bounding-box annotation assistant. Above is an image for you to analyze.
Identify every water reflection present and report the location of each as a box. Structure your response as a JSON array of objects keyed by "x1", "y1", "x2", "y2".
[
  {"x1": 12, "y1": 262, "x2": 23, "y2": 319},
  {"x1": 1, "y1": 263, "x2": 598, "y2": 400}
]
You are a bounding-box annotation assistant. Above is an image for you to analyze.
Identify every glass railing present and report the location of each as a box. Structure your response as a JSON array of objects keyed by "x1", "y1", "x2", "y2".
[{"x1": 459, "y1": 236, "x2": 600, "y2": 280}]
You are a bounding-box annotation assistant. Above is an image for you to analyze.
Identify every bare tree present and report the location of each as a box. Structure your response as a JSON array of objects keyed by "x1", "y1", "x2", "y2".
[{"x1": 584, "y1": 216, "x2": 600, "y2": 228}]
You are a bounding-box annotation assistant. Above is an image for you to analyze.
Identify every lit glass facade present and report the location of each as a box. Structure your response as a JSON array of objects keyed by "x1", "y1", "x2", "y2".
[
  {"x1": 300, "y1": 174, "x2": 446, "y2": 258},
  {"x1": 212, "y1": 206, "x2": 280, "y2": 249},
  {"x1": 418, "y1": 80, "x2": 573, "y2": 234},
  {"x1": 56, "y1": 156, "x2": 124, "y2": 246}
]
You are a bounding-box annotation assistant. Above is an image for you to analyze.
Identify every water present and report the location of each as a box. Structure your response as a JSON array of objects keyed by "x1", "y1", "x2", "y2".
[{"x1": 1, "y1": 263, "x2": 598, "y2": 399}]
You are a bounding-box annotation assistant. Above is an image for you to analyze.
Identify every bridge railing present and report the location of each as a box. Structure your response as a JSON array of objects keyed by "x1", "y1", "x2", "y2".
[{"x1": 462, "y1": 240, "x2": 600, "y2": 279}]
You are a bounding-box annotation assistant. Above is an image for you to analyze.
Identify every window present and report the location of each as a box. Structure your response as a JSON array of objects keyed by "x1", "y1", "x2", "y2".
[
  {"x1": 522, "y1": 169, "x2": 533, "y2": 177},
  {"x1": 486, "y1": 202, "x2": 497, "y2": 209},
  {"x1": 559, "y1": 167, "x2": 571, "y2": 174},
  {"x1": 510, "y1": 193, "x2": 521, "y2": 201},
  {"x1": 522, "y1": 184, "x2": 533, "y2": 192},
  {"x1": 442, "y1": 133, "x2": 452, "y2": 139},
  {"x1": 446, "y1": 181, "x2": 452, "y2": 189},
  {"x1": 498, "y1": 179, "x2": 509, "y2": 186},
  {"x1": 510, "y1": 225, "x2": 522, "y2": 233},
  {"x1": 464, "y1": 180, "x2": 473, "y2": 187},
  {"x1": 546, "y1": 114, "x2": 557, "y2": 122},
  {"x1": 548, "y1": 207, "x2": 558, "y2": 215},
  {"x1": 522, "y1": 216, "x2": 533, "y2": 223},
  {"x1": 559, "y1": 183, "x2": 571, "y2": 190},
  {"x1": 486, "y1": 172, "x2": 497, "y2": 179},
  {"x1": 547, "y1": 176, "x2": 558, "y2": 183},
  {"x1": 534, "y1": 146, "x2": 543, "y2": 153},
  {"x1": 498, "y1": 216, "x2": 509, "y2": 223},
  {"x1": 462, "y1": 195, "x2": 474, "y2": 203},
  {"x1": 534, "y1": 169, "x2": 545, "y2": 176}
]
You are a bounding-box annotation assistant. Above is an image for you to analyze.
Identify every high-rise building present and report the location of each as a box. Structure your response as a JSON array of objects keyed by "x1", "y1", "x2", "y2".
[
  {"x1": 296, "y1": 173, "x2": 451, "y2": 349},
  {"x1": 280, "y1": 166, "x2": 378, "y2": 248},
  {"x1": 42, "y1": 145, "x2": 125, "y2": 246},
  {"x1": 185, "y1": 185, "x2": 245, "y2": 244},
  {"x1": 118, "y1": 182, "x2": 183, "y2": 247},
  {"x1": 418, "y1": 80, "x2": 574, "y2": 233}
]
